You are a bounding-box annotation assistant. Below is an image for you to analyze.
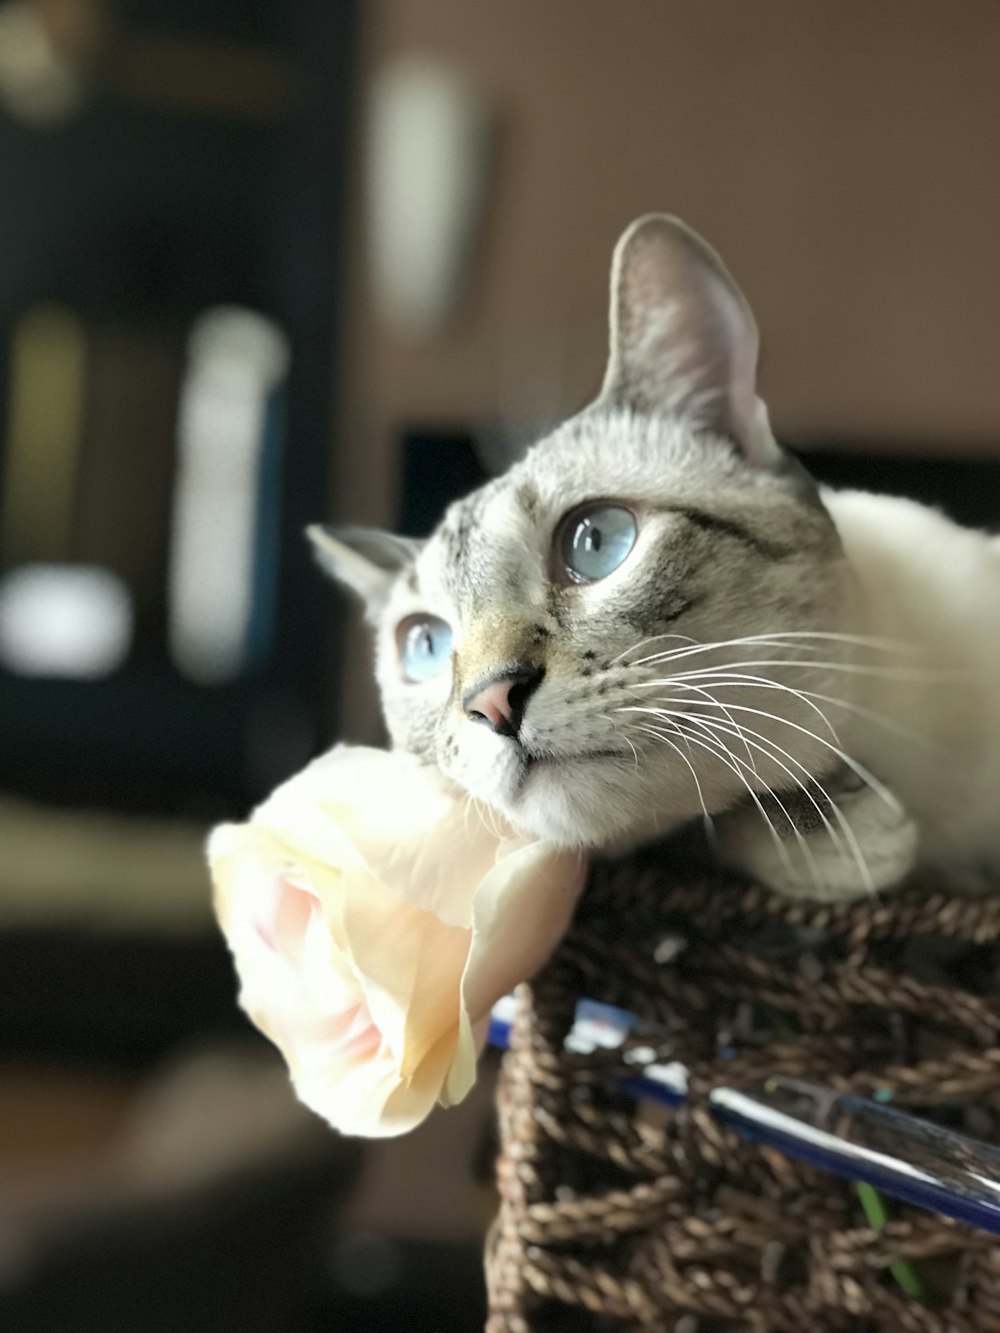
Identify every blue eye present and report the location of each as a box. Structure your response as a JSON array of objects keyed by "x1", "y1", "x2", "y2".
[
  {"x1": 398, "y1": 614, "x2": 453, "y2": 682},
  {"x1": 559, "y1": 504, "x2": 637, "y2": 582}
]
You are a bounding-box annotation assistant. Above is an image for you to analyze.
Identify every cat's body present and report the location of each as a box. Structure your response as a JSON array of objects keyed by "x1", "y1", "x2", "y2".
[
  {"x1": 313, "y1": 216, "x2": 1000, "y2": 900},
  {"x1": 822, "y1": 487, "x2": 1000, "y2": 878}
]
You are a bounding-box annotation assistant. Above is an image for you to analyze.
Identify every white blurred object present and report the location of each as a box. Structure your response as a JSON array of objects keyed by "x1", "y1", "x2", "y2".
[
  {"x1": 0, "y1": 563, "x2": 132, "y2": 677},
  {"x1": 367, "y1": 58, "x2": 493, "y2": 337},
  {"x1": 168, "y1": 307, "x2": 289, "y2": 686}
]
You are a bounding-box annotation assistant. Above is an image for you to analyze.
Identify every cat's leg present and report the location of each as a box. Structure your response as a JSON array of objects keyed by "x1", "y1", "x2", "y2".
[{"x1": 714, "y1": 765, "x2": 918, "y2": 901}]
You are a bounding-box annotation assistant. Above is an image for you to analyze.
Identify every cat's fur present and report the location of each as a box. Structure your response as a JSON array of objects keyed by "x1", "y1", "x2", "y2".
[{"x1": 311, "y1": 216, "x2": 1000, "y2": 901}]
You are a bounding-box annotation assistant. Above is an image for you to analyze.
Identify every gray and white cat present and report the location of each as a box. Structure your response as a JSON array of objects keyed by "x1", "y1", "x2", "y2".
[{"x1": 310, "y1": 215, "x2": 1000, "y2": 901}]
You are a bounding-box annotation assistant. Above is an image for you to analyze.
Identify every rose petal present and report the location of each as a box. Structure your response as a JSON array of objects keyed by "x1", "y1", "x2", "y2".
[
  {"x1": 256, "y1": 747, "x2": 514, "y2": 929},
  {"x1": 339, "y1": 874, "x2": 472, "y2": 1075},
  {"x1": 462, "y1": 842, "x2": 587, "y2": 1024}
]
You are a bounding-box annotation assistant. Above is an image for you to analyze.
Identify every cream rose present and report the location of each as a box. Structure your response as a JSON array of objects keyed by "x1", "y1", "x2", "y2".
[{"x1": 208, "y1": 746, "x2": 586, "y2": 1138}]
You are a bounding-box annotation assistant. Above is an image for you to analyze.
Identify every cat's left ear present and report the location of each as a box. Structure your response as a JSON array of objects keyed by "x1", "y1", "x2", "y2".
[
  {"x1": 306, "y1": 524, "x2": 422, "y2": 612},
  {"x1": 595, "y1": 214, "x2": 781, "y2": 467}
]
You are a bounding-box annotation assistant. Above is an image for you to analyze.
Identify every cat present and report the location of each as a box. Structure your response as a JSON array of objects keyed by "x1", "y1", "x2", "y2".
[{"x1": 309, "y1": 214, "x2": 1000, "y2": 902}]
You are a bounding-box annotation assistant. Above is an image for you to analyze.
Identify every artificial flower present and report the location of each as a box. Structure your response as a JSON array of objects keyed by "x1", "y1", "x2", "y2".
[{"x1": 208, "y1": 746, "x2": 586, "y2": 1137}]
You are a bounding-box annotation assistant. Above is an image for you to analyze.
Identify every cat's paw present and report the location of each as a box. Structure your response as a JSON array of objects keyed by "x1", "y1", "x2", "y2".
[{"x1": 714, "y1": 767, "x2": 918, "y2": 901}]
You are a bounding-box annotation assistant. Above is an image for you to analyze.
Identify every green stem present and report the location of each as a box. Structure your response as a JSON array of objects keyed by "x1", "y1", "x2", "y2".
[{"x1": 855, "y1": 1181, "x2": 931, "y2": 1302}]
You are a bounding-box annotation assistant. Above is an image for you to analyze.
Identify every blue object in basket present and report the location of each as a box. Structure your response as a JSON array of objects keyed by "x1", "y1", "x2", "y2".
[{"x1": 489, "y1": 995, "x2": 1000, "y2": 1236}]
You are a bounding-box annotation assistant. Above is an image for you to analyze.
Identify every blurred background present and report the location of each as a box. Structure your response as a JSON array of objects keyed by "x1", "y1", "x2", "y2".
[{"x1": 0, "y1": 1, "x2": 998, "y2": 1329}]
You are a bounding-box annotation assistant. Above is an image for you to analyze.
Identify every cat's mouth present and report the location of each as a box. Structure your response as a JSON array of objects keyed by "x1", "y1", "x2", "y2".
[{"x1": 520, "y1": 745, "x2": 633, "y2": 772}]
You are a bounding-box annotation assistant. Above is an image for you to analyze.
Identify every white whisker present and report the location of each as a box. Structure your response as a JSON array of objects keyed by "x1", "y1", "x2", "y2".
[
  {"x1": 460, "y1": 792, "x2": 475, "y2": 841},
  {"x1": 675, "y1": 710, "x2": 875, "y2": 895},
  {"x1": 478, "y1": 794, "x2": 505, "y2": 842},
  {"x1": 610, "y1": 630, "x2": 698, "y2": 667},
  {"x1": 628, "y1": 714, "x2": 805, "y2": 887},
  {"x1": 603, "y1": 714, "x2": 640, "y2": 771},
  {"x1": 667, "y1": 657, "x2": 964, "y2": 684},
  {"x1": 627, "y1": 635, "x2": 816, "y2": 671},
  {"x1": 654, "y1": 678, "x2": 760, "y2": 773},
  {"x1": 624, "y1": 629, "x2": 924, "y2": 671},
  {"x1": 662, "y1": 696, "x2": 902, "y2": 814},
  {"x1": 640, "y1": 672, "x2": 843, "y2": 746},
  {"x1": 631, "y1": 721, "x2": 715, "y2": 838},
  {"x1": 674, "y1": 714, "x2": 834, "y2": 893},
  {"x1": 629, "y1": 699, "x2": 878, "y2": 895},
  {"x1": 646, "y1": 671, "x2": 940, "y2": 754},
  {"x1": 626, "y1": 706, "x2": 828, "y2": 892}
]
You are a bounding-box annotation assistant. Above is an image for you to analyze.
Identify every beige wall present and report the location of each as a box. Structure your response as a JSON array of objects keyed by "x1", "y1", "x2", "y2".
[{"x1": 334, "y1": 0, "x2": 1000, "y2": 735}]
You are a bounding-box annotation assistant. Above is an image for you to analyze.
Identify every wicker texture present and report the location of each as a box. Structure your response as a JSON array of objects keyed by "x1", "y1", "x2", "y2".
[{"x1": 487, "y1": 851, "x2": 1000, "y2": 1331}]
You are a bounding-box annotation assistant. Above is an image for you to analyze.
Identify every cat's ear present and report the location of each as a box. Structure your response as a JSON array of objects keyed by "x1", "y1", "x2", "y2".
[
  {"x1": 596, "y1": 214, "x2": 780, "y2": 466},
  {"x1": 306, "y1": 524, "x2": 421, "y2": 611}
]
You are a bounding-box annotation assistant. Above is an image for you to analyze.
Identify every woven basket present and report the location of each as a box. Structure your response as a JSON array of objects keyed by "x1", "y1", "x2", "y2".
[{"x1": 486, "y1": 846, "x2": 1000, "y2": 1332}]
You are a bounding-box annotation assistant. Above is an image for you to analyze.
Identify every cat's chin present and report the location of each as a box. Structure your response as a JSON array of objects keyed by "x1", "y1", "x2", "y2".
[
  {"x1": 447, "y1": 738, "x2": 678, "y2": 850},
  {"x1": 496, "y1": 753, "x2": 671, "y2": 850}
]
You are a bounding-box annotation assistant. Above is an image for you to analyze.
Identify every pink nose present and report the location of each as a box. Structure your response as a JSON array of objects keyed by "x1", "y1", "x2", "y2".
[
  {"x1": 467, "y1": 680, "x2": 517, "y2": 732},
  {"x1": 464, "y1": 667, "x2": 543, "y2": 738}
]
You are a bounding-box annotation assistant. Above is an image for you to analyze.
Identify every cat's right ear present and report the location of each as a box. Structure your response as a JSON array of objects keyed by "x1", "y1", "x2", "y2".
[
  {"x1": 306, "y1": 524, "x2": 421, "y2": 614},
  {"x1": 594, "y1": 214, "x2": 781, "y2": 467}
]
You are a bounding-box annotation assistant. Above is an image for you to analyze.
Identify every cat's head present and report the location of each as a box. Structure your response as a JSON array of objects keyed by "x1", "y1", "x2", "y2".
[{"x1": 311, "y1": 216, "x2": 849, "y2": 847}]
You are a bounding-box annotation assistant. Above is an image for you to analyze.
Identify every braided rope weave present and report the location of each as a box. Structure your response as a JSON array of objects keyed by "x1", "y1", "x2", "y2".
[{"x1": 486, "y1": 851, "x2": 1000, "y2": 1331}]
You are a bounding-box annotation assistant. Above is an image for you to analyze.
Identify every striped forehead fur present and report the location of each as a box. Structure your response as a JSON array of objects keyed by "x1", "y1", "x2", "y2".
[{"x1": 422, "y1": 407, "x2": 834, "y2": 605}]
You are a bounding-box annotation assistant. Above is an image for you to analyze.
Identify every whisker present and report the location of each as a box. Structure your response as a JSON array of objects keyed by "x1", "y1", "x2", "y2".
[
  {"x1": 655, "y1": 678, "x2": 760, "y2": 773},
  {"x1": 624, "y1": 629, "x2": 925, "y2": 672},
  {"x1": 715, "y1": 715, "x2": 877, "y2": 897},
  {"x1": 627, "y1": 635, "x2": 816, "y2": 671},
  {"x1": 680, "y1": 721, "x2": 818, "y2": 888},
  {"x1": 675, "y1": 710, "x2": 875, "y2": 895},
  {"x1": 631, "y1": 701, "x2": 878, "y2": 895},
  {"x1": 640, "y1": 672, "x2": 843, "y2": 746},
  {"x1": 476, "y1": 795, "x2": 501, "y2": 842},
  {"x1": 665, "y1": 696, "x2": 902, "y2": 814},
  {"x1": 627, "y1": 714, "x2": 804, "y2": 888},
  {"x1": 666, "y1": 657, "x2": 965, "y2": 683},
  {"x1": 610, "y1": 630, "x2": 698, "y2": 667},
  {"x1": 674, "y1": 714, "x2": 833, "y2": 893},
  {"x1": 476, "y1": 793, "x2": 505, "y2": 842},
  {"x1": 626, "y1": 706, "x2": 827, "y2": 892},
  {"x1": 630, "y1": 721, "x2": 718, "y2": 849},
  {"x1": 460, "y1": 792, "x2": 475, "y2": 841},
  {"x1": 645, "y1": 671, "x2": 940, "y2": 754},
  {"x1": 470, "y1": 795, "x2": 492, "y2": 840},
  {"x1": 602, "y1": 714, "x2": 641, "y2": 771}
]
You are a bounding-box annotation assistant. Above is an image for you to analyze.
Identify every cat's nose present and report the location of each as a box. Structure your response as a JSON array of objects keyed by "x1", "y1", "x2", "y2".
[{"x1": 464, "y1": 665, "x2": 544, "y2": 738}]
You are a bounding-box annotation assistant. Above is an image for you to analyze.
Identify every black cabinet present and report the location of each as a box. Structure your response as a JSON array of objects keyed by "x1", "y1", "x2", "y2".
[{"x1": 0, "y1": 0, "x2": 357, "y2": 816}]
